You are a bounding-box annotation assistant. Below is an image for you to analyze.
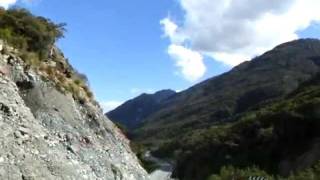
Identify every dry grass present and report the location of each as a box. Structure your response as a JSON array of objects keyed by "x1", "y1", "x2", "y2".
[
  {"x1": 20, "y1": 51, "x2": 40, "y2": 68},
  {"x1": 14, "y1": 43, "x2": 95, "y2": 105}
]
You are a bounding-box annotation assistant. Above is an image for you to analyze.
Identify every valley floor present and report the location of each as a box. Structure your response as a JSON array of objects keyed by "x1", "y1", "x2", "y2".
[
  {"x1": 145, "y1": 151, "x2": 175, "y2": 180},
  {"x1": 150, "y1": 170, "x2": 173, "y2": 180}
]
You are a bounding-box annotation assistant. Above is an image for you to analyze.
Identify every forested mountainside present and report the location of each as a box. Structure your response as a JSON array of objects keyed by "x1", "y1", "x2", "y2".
[
  {"x1": 168, "y1": 72, "x2": 320, "y2": 180},
  {"x1": 133, "y1": 39, "x2": 320, "y2": 144},
  {"x1": 0, "y1": 8, "x2": 148, "y2": 180},
  {"x1": 110, "y1": 39, "x2": 320, "y2": 180},
  {"x1": 107, "y1": 89, "x2": 176, "y2": 130}
]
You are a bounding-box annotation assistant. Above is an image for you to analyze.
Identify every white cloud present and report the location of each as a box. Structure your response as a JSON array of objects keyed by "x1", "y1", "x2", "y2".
[
  {"x1": 101, "y1": 101, "x2": 124, "y2": 113},
  {"x1": 160, "y1": 18, "x2": 178, "y2": 40},
  {"x1": 0, "y1": 0, "x2": 17, "y2": 9},
  {"x1": 0, "y1": 0, "x2": 38, "y2": 9},
  {"x1": 130, "y1": 88, "x2": 155, "y2": 95},
  {"x1": 168, "y1": 44, "x2": 206, "y2": 82},
  {"x1": 160, "y1": 18, "x2": 186, "y2": 44},
  {"x1": 162, "y1": 0, "x2": 320, "y2": 69}
]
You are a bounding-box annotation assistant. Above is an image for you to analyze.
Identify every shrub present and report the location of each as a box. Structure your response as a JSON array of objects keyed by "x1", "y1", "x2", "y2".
[
  {"x1": 0, "y1": 28, "x2": 12, "y2": 41},
  {"x1": 86, "y1": 90, "x2": 94, "y2": 99},
  {"x1": 288, "y1": 161, "x2": 320, "y2": 180},
  {"x1": 0, "y1": 8, "x2": 65, "y2": 59},
  {"x1": 20, "y1": 51, "x2": 40, "y2": 67},
  {"x1": 208, "y1": 162, "x2": 320, "y2": 180},
  {"x1": 57, "y1": 73, "x2": 66, "y2": 84},
  {"x1": 74, "y1": 79, "x2": 82, "y2": 86},
  {"x1": 75, "y1": 71, "x2": 89, "y2": 85},
  {"x1": 45, "y1": 66, "x2": 55, "y2": 78},
  {"x1": 207, "y1": 166, "x2": 274, "y2": 180},
  {"x1": 0, "y1": 8, "x2": 98, "y2": 105}
]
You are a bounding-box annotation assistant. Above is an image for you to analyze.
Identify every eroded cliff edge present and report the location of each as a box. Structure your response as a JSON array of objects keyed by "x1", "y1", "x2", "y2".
[{"x1": 0, "y1": 41, "x2": 149, "y2": 180}]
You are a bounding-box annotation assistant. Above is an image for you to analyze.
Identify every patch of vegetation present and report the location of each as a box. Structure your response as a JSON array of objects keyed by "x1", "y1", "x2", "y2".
[
  {"x1": 139, "y1": 157, "x2": 160, "y2": 173},
  {"x1": 0, "y1": 7, "x2": 95, "y2": 104},
  {"x1": 152, "y1": 74, "x2": 320, "y2": 180},
  {"x1": 207, "y1": 166, "x2": 274, "y2": 180},
  {"x1": 0, "y1": 7, "x2": 65, "y2": 58},
  {"x1": 208, "y1": 161, "x2": 320, "y2": 180},
  {"x1": 114, "y1": 122, "x2": 129, "y2": 135},
  {"x1": 130, "y1": 142, "x2": 160, "y2": 173}
]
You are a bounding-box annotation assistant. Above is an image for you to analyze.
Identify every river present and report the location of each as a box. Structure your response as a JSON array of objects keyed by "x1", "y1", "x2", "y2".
[{"x1": 144, "y1": 151, "x2": 175, "y2": 180}]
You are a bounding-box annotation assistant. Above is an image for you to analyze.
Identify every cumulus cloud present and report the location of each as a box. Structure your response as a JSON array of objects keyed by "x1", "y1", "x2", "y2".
[
  {"x1": 160, "y1": 18, "x2": 186, "y2": 44},
  {"x1": 0, "y1": 0, "x2": 17, "y2": 9},
  {"x1": 101, "y1": 101, "x2": 124, "y2": 113},
  {"x1": 168, "y1": 44, "x2": 206, "y2": 82},
  {"x1": 160, "y1": 18, "x2": 178, "y2": 40},
  {"x1": 162, "y1": 0, "x2": 320, "y2": 73}
]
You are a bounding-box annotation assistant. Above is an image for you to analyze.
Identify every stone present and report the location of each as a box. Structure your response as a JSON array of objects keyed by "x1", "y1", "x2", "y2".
[{"x1": 0, "y1": 43, "x2": 150, "y2": 180}]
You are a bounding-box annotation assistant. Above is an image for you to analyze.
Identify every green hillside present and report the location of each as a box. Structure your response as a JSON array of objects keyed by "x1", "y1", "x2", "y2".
[
  {"x1": 123, "y1": 39, "x2": 320, "y2": 180},
  {"x1": 157, "y1": 73, "x2": 320, "y2": 179}
]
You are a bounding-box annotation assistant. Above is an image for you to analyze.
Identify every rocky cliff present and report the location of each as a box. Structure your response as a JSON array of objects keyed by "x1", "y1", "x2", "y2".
[{"x1": 0, "y1": 41, "x2": 149, "y2": 180}]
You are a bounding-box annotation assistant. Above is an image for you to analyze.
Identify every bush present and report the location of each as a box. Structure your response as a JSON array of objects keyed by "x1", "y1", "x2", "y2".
[
  {"x1": 0, "y1": 8, "x2": 97, "y2": 105},
  {"x1": 0, "y1": 8, "x2": 65, "y2": 58},
  {"x1": 288, "y1": 162, "x2": 320, "y2": 180},
  {"x1": 21, "y1": 51, "x2": 40, "y2": 67},
  {"x1": 57, "y1": 73, "x2": 67, "y2": 84},
  {"x1": 74, "y1": 78, "x2": 82, "y2": 86},
  {"x1": 86, "y1": 90, "x2": 94, "y2": 99},
  {"x1": 207, "y1": 166, "x2": 273, "y2": 180},
  {"x1": 208, "y1": 162, "x2": 320, "y2": 180}
]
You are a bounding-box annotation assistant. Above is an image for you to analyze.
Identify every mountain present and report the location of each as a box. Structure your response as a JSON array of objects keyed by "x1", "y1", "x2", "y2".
[
  {"x1": 107, "y1": 89, "x2": 176, "y2": 130},
  {"x1": 0, "y1": 9, "x2": 148, "y2": 179},
  {"x1": 134, "y1": 39, "x2": 320, "y2": 144},
  {"x1": 114, "y1": 39, "x2": 320, "y2": 179},
  {"x1": 169, "y1": 72, "x2": 320, "y2": 180}
]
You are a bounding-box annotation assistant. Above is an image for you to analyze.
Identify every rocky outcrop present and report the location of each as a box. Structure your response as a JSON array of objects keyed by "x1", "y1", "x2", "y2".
[{"x1": 0, "y1": 41, "x2": 149, "y2": 180}]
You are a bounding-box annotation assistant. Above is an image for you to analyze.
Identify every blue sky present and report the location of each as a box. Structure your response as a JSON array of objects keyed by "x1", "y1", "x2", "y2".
[
  {"x1": 3, "y1": 0, "x2": 320, "y2": 111},
  {"x1": 11, "y1": 0, "x2": 230, "y2": 111}
]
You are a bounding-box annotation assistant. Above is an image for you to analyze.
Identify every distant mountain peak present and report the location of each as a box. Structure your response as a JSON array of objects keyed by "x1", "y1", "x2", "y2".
[
  {"x1": 274, "y1": 38, "x2": 320, "y2": 49},
  {"x1": 130, "y1": 38, "x2": 320, "y2": 141},
  {"x1": 106, "y1": 89, "x2": 176, "y2": 129}
]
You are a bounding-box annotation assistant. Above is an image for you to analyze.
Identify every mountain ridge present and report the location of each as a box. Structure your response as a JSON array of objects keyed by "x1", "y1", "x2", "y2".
[
  {"x1": 134, "y1": 38, "x2": 320, "y2": 143},
  {"x1": 107, "y1": 89, "x2": 176, "y2": 130},
  {"x1": 108, "y1": 38, "x2": 320, "y2": 179}
]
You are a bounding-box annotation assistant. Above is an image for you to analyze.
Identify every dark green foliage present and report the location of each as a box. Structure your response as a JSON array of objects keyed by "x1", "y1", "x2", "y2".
[
  {"x1": 114, "y1": 122, "x2": 128, "y2": 135},
  {"x1": 208, "y1": 161, "x2": 320, "y2": 180},
  {"x1": 207, "y1": 166, "x2": 273, "y2": 180},
  {"x1": 130, "y1": 142, "x2": 160, "y2": 173},
  {"x1": 134, "y1": 39, "x2": 320, "y2": 151},
  {"x1": 75, "y1": 72, "x2": 89, "y2": 85},
  {"x1": 107, "y1": 90, "x2": 176, "y2": 130},
  {"x1": 157, "y1": 74, "x2": 320, "y2": 180},
  {"x1": 138, "y1": 156, "x2": 160, "y2": 173},
  {"x1": 0, "y1": 7, "x2": 65, "y2": 58},
  {"x1": 0, "y1": 8, "x2": 97, "y2": 104},
  {"x1": 123, "y1": 39, "x2": 320, "y2": 180}
]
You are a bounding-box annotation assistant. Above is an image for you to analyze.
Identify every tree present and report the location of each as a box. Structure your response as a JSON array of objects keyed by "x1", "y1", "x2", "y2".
[{"x1": 0, "y1": 7, "x2": 66, "y2": 58}]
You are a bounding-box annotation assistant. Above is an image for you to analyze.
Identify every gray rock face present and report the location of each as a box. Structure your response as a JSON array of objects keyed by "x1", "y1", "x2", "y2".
[{"x1": 0, "y1": 42, "x2": 149, "y2": 180}]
